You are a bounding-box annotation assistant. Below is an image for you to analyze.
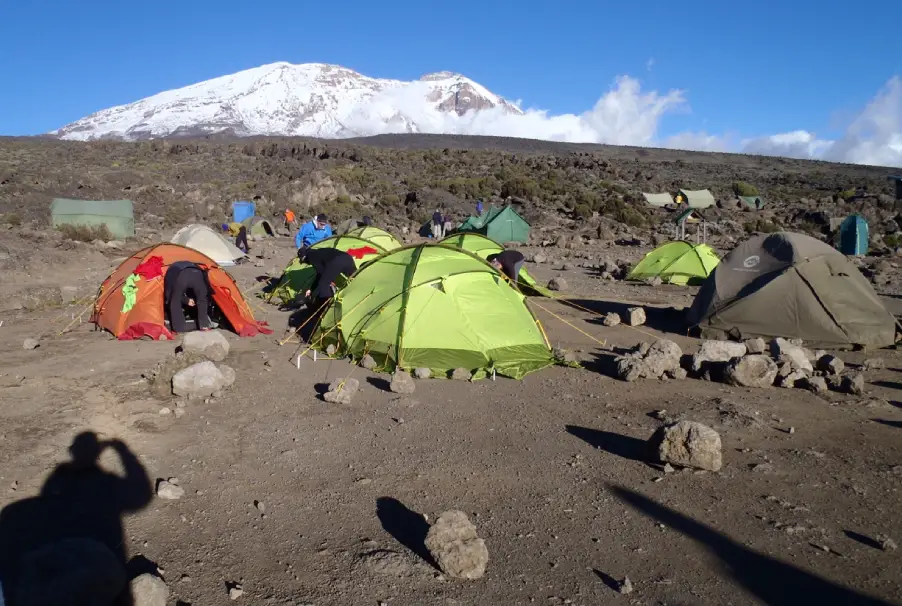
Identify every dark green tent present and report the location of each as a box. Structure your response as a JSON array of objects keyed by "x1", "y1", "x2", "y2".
[
  {"x1": 458, "y1": 205, "x2": 530, "y2": 244},
  {"x1": 50, "y1": 198, "x2": 135, "y2": 239}
]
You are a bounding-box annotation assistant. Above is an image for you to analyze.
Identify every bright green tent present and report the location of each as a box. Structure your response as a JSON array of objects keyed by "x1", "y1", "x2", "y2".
[
  {"x1": 50, "y1": 198, "x2": 135, "y2": 239},
  {"x1": 346, "y1": 226, "x2": 401, "y2": 250},
  {"x1": 268, "y1": 235, "x2": 387, "y2": 304},
  {"x1": 439, "y1": 232, "x2": 551, "y2": 297},
  {"x1": 241, "y1": 216, "x2": 275, "y2": 238},
  {"x1": 628, "y1": 241, "x2": 720, "y2": 286},
  {"x1": 457, "y1": 205, "x2": 530, "y2": 244},
  {"x1": 312, "y1": 244, "x2": 555, "y2": 379}
]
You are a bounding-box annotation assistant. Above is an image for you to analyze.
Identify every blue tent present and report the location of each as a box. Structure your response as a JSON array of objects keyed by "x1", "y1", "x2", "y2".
[
  {"x1": 839, "y1": 214, "x2": 868, "y2": 256},
  {"x1": 232, "y1": 201, "x2": 256, "y2": 224}
]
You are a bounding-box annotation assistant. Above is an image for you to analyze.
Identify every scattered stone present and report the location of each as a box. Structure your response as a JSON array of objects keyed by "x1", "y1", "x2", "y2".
[
  {"x1": 360, "y1": 354, "x2": 377, "y2": 370},
  {"x1": 692, "y1": 340, "x2": 747, "y2": 372},
  {"x1": 531, "y1": 253, "x2": 547, "y2": 264},
  {"x1": 789, "y1": 426, "x2": 796, "y2": 435},
  {"x1": 724, "y1": 355, "x2": 778, "y2": 389},
  {"x1": 652, "y1": 421, "x2": 722, "y2": 472},
  {"x1": 777, "y1": 369, "x2": 808, "y2": 388},
  {"x1": 616, "y1": 357, "x2": 648, "y2": 382},
  {"x1": 826, "y1": 375, "x2": 845, "y2": 392},
  {"x1": 425, "y1": 510, "x2": 489, "y2": 579},
  {"x1": 131, "y1": 573, "x2": 169, "y2": 606},
  {"x1": 179, "y1": 330, "x2": 230, "y2": 361},
  {"x1": 802, "y1": 376, "x2": 828, "y2": 395},
  {"x1": 666, "y1": 367, "x2": 688, "y2": 380},
  {"x1": 750, "y1": 462, "x2": 774, "y2": 474},
  {"x1": 624, "y1": 307, "x2": 646, "y2": 326},
  {"x1": 323, "y1": 377, "x2": 360, "y2": 404},
  {"x1": 816, "y1": 354, "x2": 844, "y2": 375},
  {"x1": 156, "y1": 480, "x2": 185, "y2": 500},
  {"x1": 643, "y1": 339, "x2": 683, "y2": 378},
  {"x1": 229, "y1": 585, "x2": 244, "y2": 600},
  {"x1": 548, "y1": 277, "x2": 568, "y2": 291},
  {"x1": 877, "y1": 535, "x2": 897, "y2": 551},
  {"x1": 390, "y1": 371, "x2": 416, "y2": 394},
  {"x1": 635, "y1": 342, "x2": 651, "y2": 356},
  {"x1": 744, "y1": 337, "x2": 767, "y2": 355},
  {"x1": 862, "y1": 358, "x2": 885, "y2": 371},
  {"x1": 562, "y1": 263, "x2": 575, "y2": 271},
  {"x1": 663, "y1": 463, "x2": 675, "y2": 474},
  {"x1": 618, "y1": 577, "x2": 634, "y2": 595},
  {"x1": 840, "y1": 373, "x2": 865, "y2": 395},
  {"x1": 451, "y1": 368, "x2": 472, "y2": 381},
  {"x1": 16, "y1": 285, "x2": 63, "y2": 311},
  {"x1": 553, "y1": 347, "x2": 578, "y2": 364},
  {"x1": 23, "y1": 338, "x2": 39, "y2": 350},
  {"x1": 770, "y1": 338, "x2": 813, "y2": 372},
  {"x1": 171, "y1": 361, "x2": 235, "y2": 398},
  {"x1": 647, "y1": 276, "x2": 663, "y2": 287},
  {"x1": 602, "y1": 312, "x2": 621, "y2": 327},
  {"x1": 326, "y1": 344, "x2": 337, "y2": 356},
  {"x1": 255, "y1": 500, "x2": 266, "y2": 514},
  {"x1": 414, "y1": 367, "x2": 432, "y2": 379},
  {"x1": 158, "y1": 407, "x2": 172, "y2": 416}
]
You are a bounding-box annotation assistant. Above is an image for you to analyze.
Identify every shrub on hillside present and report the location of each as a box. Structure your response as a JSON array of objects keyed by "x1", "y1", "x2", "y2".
[
  {"x1": 743, "y1": 219, "x2": 780, "y2": 234},
  {"x1": 732, "y1": 181, "x2": 759, "y2": 196},
  {"x1": 2, "y1": 212, "x2": 22, "y2": 226},
  {"x1": 573, "y1": 204, "x2": 592, "y2": 219},
  {"x1": 58, "y1": 223, "x2": 112, "y2": 242}
]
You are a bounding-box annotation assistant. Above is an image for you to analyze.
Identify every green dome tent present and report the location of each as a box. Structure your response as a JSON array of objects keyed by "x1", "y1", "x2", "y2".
[
  {"x1": 311, "y1": 244, "x2": 555, "y2": 379},
  {"x1": 457, "y1": 205, "x2": 530, "y2": 244},
  {"x1": 440, "y1": 232, "x2": 551, "y2": 296},
  {"x1": 241, "y1": 216, "x2": 275, "y2": 239},
  {"x1": 268, "y1": 235, "x2": 387, "y2": 304},
  {"x1": 345, "y1": 226, "x2": 401, "y2": 251},
  {"x1": 628, "y1": 241, "x2": 720, "y2": 286},
  {"x1": 51, "y1": 198, "x2": 135, "y2": 239}
]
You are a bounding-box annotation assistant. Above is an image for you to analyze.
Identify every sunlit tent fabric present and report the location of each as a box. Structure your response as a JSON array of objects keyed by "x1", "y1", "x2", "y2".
[
  {"x1": 312, "y1": 244, "x2": 555, "y2": 379},
  {"x1": 92, "y1": 243, "x2": 271, "y2": 340},
  {"x1": 346, "y1": 226, "x2": 401, "y2": 250},
  {"x1": 838, "y1": 214, "x2": 869, "y2": 256},
  {"x1": 50, "y1": 198, "x2": 135, "y2": 239},
  {"x1": 170, "y1": 224, "x2": 247, "y2": 267},
  {"x1": 232, "y1": 200, "x2": 255, "y2": 224},
  {"x1": 628, "y1": 241, "x2": 720, "y2": 286},
  {"x1": 440, "y1": 232, "x2": 551, "y2": 296},
  {"x1": 241, "y1": 216, "x2": 275, "y2": 238},
  {"x1": 642, "y1": 193, "x2": 674, "y2": 208},
  {"x1": 686, "y1": 232, "x2": 896, "y2": 348},
  {"x1": 739, "y1": 196, "x2": 765, "y2": 210},
  {"x1": 680, "y1": 189, "x2": 716, "y2": 209},
  {"x1": 457, "y1": 205, "x2": 530, "y2": 244},
  {"x1": 268, "y1": 235, "x2": 387, "y2": 304}
]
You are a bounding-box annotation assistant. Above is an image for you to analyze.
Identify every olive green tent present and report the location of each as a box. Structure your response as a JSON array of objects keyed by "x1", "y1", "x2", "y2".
[
  {"x1": 241, "y1": 216, "x2": 275, "y2": 239},
  {"x1": 739, "y1": 196, "x2": 765, "y2": 210},
  {"x1": 345, "y1": 226, "x2": 401, "y2": 250},
  {"x1": 268, "y1": 235, "x2": 386, "y2": 304},
  {"x1": 628, "y1": 241, "x2": 720, "y2": 286},
  {"x1": 687, "y1": 232, "x2": 896, "y2": 348},
  {"x1": 679, "y1": 189, "x2": 716, "y2": 209},
  {"x1": 312, "y1": 244, "x2": 555, "y2": 379},
  {"x1": 642, "y1": 192, "x2": 674, "y2": 208},
  {"x1": 440, "y1": 232, "x2": 551, "y2": 296},
  {"x1": 458, "y1": 205, "x2": 530, "y2": 244},
  {"x1": 50, "y1": 198, "x2": 135, "y2": 239}
]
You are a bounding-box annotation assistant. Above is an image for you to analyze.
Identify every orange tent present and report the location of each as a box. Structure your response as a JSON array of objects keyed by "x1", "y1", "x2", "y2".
[{"x1": 92, "y1": 243, "x2": 272, "y2": 340}]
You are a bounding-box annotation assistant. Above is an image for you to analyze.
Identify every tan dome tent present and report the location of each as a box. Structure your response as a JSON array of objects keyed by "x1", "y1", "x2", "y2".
[
  {"x1": 687, "y1": 232, "x2": 897, "y2": 348},
  {"x1": 170, "y1": 224, "x2": 248, "y2": 266}
]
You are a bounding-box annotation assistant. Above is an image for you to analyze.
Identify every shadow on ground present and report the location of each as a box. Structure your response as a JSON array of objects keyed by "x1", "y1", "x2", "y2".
[
  {"x1": 376, "y1": 497, "x2": 437, "y2": 568},
  {"x1": 565, "y1": 298, "x2": 687, "y2": 335},
  {"x1": 609, "y1": 484, "x2": 895, "y2": 606},
  {"x1": 566, "y1": 425, "x2": 650, "y2": 462}
]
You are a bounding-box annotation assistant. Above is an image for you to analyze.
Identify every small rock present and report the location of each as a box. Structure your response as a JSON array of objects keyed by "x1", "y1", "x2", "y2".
[
  {"x1": 553, "y1": 348, "x2": 578, "y2": 364},
  {"x1": 156, "y1": 480, "x2": 185, "y2": 500},
  {"x1": 789, "y1": 426, "x2": 796, "y2": 434},
  {"x1": 390, "y1": 371, "x2": 416, "y2": 394},
  {"x1": 877, "y1": 535, "x2": 897, "y2": 551},
  {"x1": 602, "y1": 312, "x2": 621, "y2": 327},
  {"x1": 663, "y1": 463, "x2": 675, "y2": 474},
  {"x1": 326, "y1": 344, "x2": 337, "y2": 356},
  {"x1": 724, "y1": 355, "x2": 778, "y2": 389},
  {"x1": 255, "y1": 500, "x2": 266, "y2": 514},
  {"x1": 172, "y1": 361, "x2": 232, "y2": 398},
  {"x1": 666, "y1": 367, "x2": 688, "y2": 380},
  {"x1": 562, "y1": 263, "x2": 575, "y2": 271},
  {"x1": 802, "y1": 376, "x2": 828, "y2": 395},
  {"x1": 778, "y1": 369, "x2": 809, "y2": 388},
  {"x1": 816, "y1": 354, "x2": 845, "y2": 376},
  {"x1": 531, "y1": 253, "x2": 547, "y2": 264},
  {"x1": 744, "y1": 337, "x2": 767, "y2": 355},
  {"x1": 131, "y1": 573, "x2": 169, "y2": 606},
  {"x1": 652, "y1": 421, "x2": 722, "y2": 472},
  {"x1": 548, "y1": 277, "x2": 568, "y2": 291},
  {"x1": 414, "y1": 367, "x2": 432, "y2": 379},
  {"x1": 179, "y1": 330, "x2": 230, "y2": 361},
  {"x1": 425, "y1": 510, "x2": 489, "y2": 579},
  {"x1": 23, "y1": 338, "x2": 40, "y2": 350},
  {"x1": 770, "y1": 338, "x2": 813, "y2": 373},
  {"x1": 451, "y1": 368, "x2": 472, "y2": 381},
  {"x1": 616, "y1": 357, "x2": 647, "y2": 382},
  {"x1": 323, "y1": 377, "x2": 360, "y2": 404},
  {"x1": 623, "y1": 307, "x2": 646, "y2": 326},
  {"x1": 618, "y1": 577, "x2": 633, "y2": 595},
  {"x1": 750, "y1": 462, "x2": 774, "y2": 473},
  {"x1": 158, "y1": 407, "x2": 172, "y2": 416},
  {"x1": 692, "y1": 340, "x2": 747, "y2": 372},
  {"x1": 840, "y1": 373, "x2": 865, "y2": 395},
  {"x1": 862, "y1": 358, "x2": 885, "y2": 371},
  {"x1": 359, "y1": 354, "x2": 377, "y2": 370},
  {"x1": 643, "y1": 339, "x2": 683, "y2": 378},
  {"x1": 229, "y1": 585, "x2": 244, "y2": 600}
]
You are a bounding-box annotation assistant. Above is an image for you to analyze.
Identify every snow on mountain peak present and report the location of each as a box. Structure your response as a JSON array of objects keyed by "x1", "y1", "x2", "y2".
[{"x1": 52, "y1": 62, "x2": 521, "y2": 141}]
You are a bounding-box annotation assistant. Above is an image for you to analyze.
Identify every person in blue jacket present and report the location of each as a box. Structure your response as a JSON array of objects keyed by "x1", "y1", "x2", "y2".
[{"x1": 295, "y1": 214, "x2": 332, "y2": 249}]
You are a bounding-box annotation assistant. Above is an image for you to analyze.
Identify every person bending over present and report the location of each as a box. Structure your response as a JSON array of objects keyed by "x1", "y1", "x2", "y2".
[
  {"x1": 487, "y1": 250, "x2": 525, "y2": 284},
  {"x1": 164, "y1": 261, "x2": 213, "y2": 333},
  {"x1": 299, "y1": 248, "x2": 357, "y2": 328}
]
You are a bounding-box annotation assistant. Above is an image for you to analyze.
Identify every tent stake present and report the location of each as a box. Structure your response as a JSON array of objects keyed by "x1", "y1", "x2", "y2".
[
  {"x1": 492, "y1": 369, "x2": 496, "y2": 381},
  {"x1": 296, "y1": 355, "x2": 300, "y2": 369}
]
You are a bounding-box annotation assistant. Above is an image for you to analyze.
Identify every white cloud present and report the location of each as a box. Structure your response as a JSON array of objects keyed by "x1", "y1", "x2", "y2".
[
  {"x1": 664, "y1": 131, "x2": 731, "y2": 152},
  {"x1": 646, "y1": 57, "x2": 655, "y2": 72},
  {"x1": 741, "y1": 130, "x2": 834, "y2": 160}
]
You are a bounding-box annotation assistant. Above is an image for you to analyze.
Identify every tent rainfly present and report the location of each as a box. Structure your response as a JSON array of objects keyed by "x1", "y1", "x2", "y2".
[
  {"x1": 439, "y1": 232, "x2": 551, "y2": 296},
  {"x1": 642, "y1": 193, "x2": 674, "y2": 208},
  {"x1": 739, "y1": 196, "x2": 765, "y2": 210},
  {"x1": 628, "y1": 241, "x2": 720, "y2": 286},
  {"x1": 457, "y1": 205, "x2": 530, "y2": 244},
  {"x1": 51, "y1": 198, "x2": 135, "y2": 239},
  {"x1": 679, "y1": 189, "x2": 716, "y2": 209},
  {"x1": 170, "y1": 224, "x2": 248, "y2": 267}
]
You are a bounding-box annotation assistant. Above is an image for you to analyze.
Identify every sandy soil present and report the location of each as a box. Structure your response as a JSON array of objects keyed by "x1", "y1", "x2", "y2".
[{"x1": 0, "y1": 233, "x2": 900, "y2": 606}]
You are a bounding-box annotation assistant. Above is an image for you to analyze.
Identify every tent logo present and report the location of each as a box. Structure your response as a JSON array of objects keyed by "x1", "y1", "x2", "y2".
[{"x1": 742, "y1": 255, "x2": 761, "y2": 269}]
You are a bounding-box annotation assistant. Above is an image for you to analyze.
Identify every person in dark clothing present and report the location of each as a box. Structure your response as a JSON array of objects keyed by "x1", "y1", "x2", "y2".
[
  {"x1": 361, "y1": 215, "x2": 373, "y2": 227},
  {"x1": 164, "y1": 261, "x2": 213, "y2": 333},
  {"x1": 431, "y1": 209, "x2": 444, "y2": 239},
  {"x1": 487, "y1": 250, "x2": 526, "y2": 284},
  {"x1": 235, "y1": 225, "x2": 249, "y2": 254},
  {"x1": 295, "y1": 248, "x2": 357, "y2": 340}
]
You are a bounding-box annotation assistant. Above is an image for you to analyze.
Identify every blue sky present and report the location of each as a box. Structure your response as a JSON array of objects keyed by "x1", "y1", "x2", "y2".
[{"x1": 1, "y1": 0, "x2": 900, "y2": 163}]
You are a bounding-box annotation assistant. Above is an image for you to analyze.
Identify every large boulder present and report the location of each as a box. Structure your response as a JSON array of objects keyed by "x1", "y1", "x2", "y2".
[
  {"x1": 323, "y1": 377, "x2": 360, "y2": 404},
  {"x1": 770, "y1": 338, "x2": 813, "y2": 373},
  {"x1": 390, "y1": 371, "x2": 416, "y2": 394},
  {"x1": 652, "y1": 421, "x2": 722, "y2": 472},
  {"x1": 724, "y1": 355, "x2": 778, "y2": 388},
  {"x1": 179, "y1": 330, "x2": 230, "y2": 362},
  {"x1": 425, "y1": 510, "x2": 489, "y2": 579},
  {"x1": 816, "y1": 354, "x2": 845, "y2": 376},
  {"x1": 692, "y1": 340, "x2": 748, "y2": 372},
  {"x1": 616, "y1": 357, "x2": 648, "y2": 382},
  {"x1": 643, "y1": 339, "x2": 683, "y2": 378},
  {"x1": 744, "y1": 338, "x2": 767, "y2": 355},
  {"x1": 624, "y1": 307, "x2": 646, "y2": 326},
  {"x1": 172, "y1": 361, "x2": 235, "y2": 398}
]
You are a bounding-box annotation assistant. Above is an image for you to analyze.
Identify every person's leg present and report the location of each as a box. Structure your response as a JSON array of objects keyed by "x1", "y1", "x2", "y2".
[
  {"x1": 513, "y1": 260, "x2": 525, "y2": 280},
  {"x1": 191, "y1": 276, "x2": 211, "y2": 330},
  {"x1": 168, "y1": 284, "x2": 189, "y2": 333}
]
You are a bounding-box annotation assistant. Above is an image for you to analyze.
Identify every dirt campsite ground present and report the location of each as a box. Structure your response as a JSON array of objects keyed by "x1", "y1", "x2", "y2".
[{"x1": 0, "y1": 225, "x2": 900, "y2": 606}]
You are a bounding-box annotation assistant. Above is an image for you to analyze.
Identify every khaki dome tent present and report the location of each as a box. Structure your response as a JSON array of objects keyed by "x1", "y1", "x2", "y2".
[
  {"x1": 241, "y1": 216, "x2": 275, "y2": 239},
  {"x1": 687, "y1": 232, "x2": 897, "y2": 348},
  {"x1": 170, "y1": 224, "x2": 247, "y2": 267}
]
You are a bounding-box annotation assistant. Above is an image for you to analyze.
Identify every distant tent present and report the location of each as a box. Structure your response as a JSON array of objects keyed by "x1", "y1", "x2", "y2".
[
  {"x1": 232, "y1": 201, "x2": 256, "y2": 224},
  {"x1": 739, "y1": 196, "x2": 765, "y2": 210},
  {"x1": 50, "y1": 198, "x2": 135, "y2": 239},
  {"x1": 673, "y1": 208, "x2": 709, "y2": 242},
  {"x1": 346, "y1": 226, "x2": 401, "y2": 250},
  {"x1": 241, "y1": 216, "x2": 275, "y2": 239},
  {"x1": 839, "y1": 214, "x2": 869, "y2": 256},
  {"x1": 642, "y1": 193, "x2": 674, "y2": 208},
  {"x1": 440, "y1": 232, "x2": 551, "y2": 296},
  {"x1": 457, "y1": 205, "x2": 530, "y2": 244},
  {"x1": 679, "y1": 189, "x2": 716, "y2": 209},
  {"x1": 628, "y1": 241, "x2": 720, "y2": 286},
  {"x1": 687, "y1": 232, "x2": 895, "y2": 348},
  {"x1": 170, "y1": 224, "x2": 247, "y2": 267}
]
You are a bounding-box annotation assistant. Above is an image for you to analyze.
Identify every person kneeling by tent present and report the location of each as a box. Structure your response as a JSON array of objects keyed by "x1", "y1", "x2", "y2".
[
  {"x1": 487, "y1": 250, "x2": 526, "y2": 284},
  {"x1": 164, "y1": 261, "x2": 215, "y2": 333},
  {"x1": 295, "y1": 248, "x2": 357, "y2": 339}
]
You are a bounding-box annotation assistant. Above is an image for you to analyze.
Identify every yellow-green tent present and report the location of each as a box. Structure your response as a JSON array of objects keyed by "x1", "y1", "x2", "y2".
[
  {"x1": 439, "y1": 232, "x2": 551, "y2": 296},
  {"x1": 346, "y1": 226, "x2": 401, "y2": 251},
  {"x1": 312, "y1": 244, "x2": 555, "y2": 379},
  {"x1": 628, "y1": 241, "x2": 720, "y2": 286},
  {"x1": 268, "y1": 235, "x2": 387, "y2": 304}
]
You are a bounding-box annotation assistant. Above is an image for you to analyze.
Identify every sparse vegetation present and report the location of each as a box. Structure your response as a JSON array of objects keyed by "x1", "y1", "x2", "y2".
[
  {"x1": 58, "y1": 223, "x2": 113, "y2": 242},
  {"x1": 732, "y1": 181, "x2": 759, "y2": 197},
  {"x1": 2, "y1": 212, "x2": 22, "y2": 226},
  {"x1": 743, "y1": 219, "x2": 781, "y2": 234}
]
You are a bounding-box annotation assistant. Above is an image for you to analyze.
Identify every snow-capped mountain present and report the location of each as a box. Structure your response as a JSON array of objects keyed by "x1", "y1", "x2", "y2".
[{"x1": 52, "y1": 62, "x2": 523, "y2": 141}]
